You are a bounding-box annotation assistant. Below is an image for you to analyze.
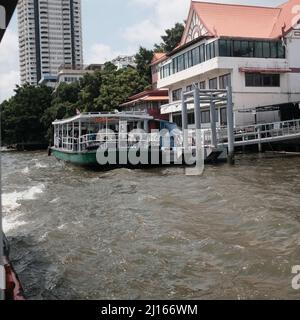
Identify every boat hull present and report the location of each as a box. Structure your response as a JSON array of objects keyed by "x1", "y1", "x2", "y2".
[{"x1": 51, "y1": 148, "x2": 98, "y2": 166}]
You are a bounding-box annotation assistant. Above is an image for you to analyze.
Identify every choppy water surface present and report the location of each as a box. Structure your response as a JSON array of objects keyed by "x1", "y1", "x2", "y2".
[{"x1": 1, "y1": 151, "x2": 300, "y2": 299}]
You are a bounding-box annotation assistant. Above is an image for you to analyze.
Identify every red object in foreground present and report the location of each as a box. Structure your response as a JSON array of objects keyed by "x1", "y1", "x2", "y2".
[{"x1": 4, "y1": 257, "x2": 26, "y2": 300}]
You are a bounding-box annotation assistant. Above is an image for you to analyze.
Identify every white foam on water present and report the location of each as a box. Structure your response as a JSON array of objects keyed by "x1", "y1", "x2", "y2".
[
  {"x1": 57, "y1": 223, "x2": 67, "y2": 230},
  {"x1": 2, "y1": 184, "x2": 46, "y2": 213},
  {"x1": 2, "y1": 184, "x2": 46, "y2": 233},
  {"x1": 35, "y1": 162, "x2": 48, "y2": 168},
  {"x1": 21, "y1": 166, "x2": 30, "y2": 174},
  {"x1": 2, "y1": 216, "x2": 27, "y2": 233},
  {"x1": 49, "y1": 197, "x2": 60, "y2": 204}
]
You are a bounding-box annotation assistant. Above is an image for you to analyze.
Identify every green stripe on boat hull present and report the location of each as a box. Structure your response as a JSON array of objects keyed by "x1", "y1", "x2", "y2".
[{"x1": 51, "y1": 148, "x2": 98, "y2": 166}]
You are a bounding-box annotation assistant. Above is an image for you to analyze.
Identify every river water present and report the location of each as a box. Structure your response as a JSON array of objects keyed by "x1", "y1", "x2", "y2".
[{"x1": 1, "y1": 151, "x2": 300, "y2": 300}]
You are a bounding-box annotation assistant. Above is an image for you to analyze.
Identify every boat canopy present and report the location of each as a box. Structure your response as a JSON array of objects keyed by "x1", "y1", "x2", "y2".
[{"x1": 52, "y1": 112, "x2": 154, "y2": 125}]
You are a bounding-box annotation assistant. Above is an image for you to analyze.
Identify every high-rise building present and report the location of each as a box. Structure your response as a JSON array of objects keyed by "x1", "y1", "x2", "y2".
[{"x1": 17, "y1": 0, "x2": 83, "y2": 85}]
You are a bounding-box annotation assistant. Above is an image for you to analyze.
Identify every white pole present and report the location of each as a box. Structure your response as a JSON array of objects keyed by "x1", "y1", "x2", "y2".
[
  {"x1": 67, "y1": 123, "x2": 69, "y2": 150},
  {"x1": 226, "y1": 85, "x2": 235, "y2": 164},
  {"x1": 210, "y1": 98, "x2": 217, "y2": 148},
  {"x1": 181, "y1": 91, "x2": 188, "y2": 152},
  {"x1": 78, "y1": 120, "x2": 82, "y2": 152},
  {"x1": 72, "y1": 122, "x2": 75, "y2": 151}
]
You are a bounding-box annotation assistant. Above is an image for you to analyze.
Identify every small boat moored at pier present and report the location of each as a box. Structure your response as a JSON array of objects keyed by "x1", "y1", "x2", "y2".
[{"x1": 50, "y1": 112, "x2": 180, "y2": 167}]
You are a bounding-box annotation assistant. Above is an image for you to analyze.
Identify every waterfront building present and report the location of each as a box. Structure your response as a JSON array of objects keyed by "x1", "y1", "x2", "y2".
[
  {"x1": 111, "y1": 55, "x2": 137, "y2": 70},
  {"x1": 17, "y1": 0, "x2": 83, "y2": 86},
  {"x1": 56, "y1": 64, "x2": 104, "y2": 85},
  {"x1": 152, "y1": 0, "x2": 300, "y2": 128},
  {"x1": 38, "y1": 64, "x2": 104, "y2": 88},
  {"x1": 119, "y1": 89, "x2": 169, "y2": 119}
]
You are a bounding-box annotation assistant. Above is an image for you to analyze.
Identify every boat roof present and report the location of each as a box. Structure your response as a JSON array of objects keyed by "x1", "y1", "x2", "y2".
[{"x1": 52, "y1": 112, "x2": 154, "y2": 125}]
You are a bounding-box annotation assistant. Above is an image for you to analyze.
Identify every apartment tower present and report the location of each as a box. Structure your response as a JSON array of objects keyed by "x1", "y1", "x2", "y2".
[{"x1": 17, "y1": 0, "x2": 83, "y2": 85}]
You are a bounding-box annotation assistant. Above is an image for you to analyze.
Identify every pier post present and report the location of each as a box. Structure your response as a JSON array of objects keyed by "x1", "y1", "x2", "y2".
[
  {"x1": 144, "y1": 120, "x2": 149, "y2": 133},
  {"x1": 226, "y1": 86, "x2": 235, "y2": 164},
  {"x1": 258, "y1": 126, "x2": 262, "y2": 153},
  {"x1": 78, "y1": 120, "x2": 81, "y2": 152},
  {"x1": 194, "y1": 86, "x2": 201, "y2": 131},
  {"x1": 181, "y1": 91, "x2": 188, "y2": 150},
  {"x1": 210, "y1": 98, "x2": 217, "y2": 148}
]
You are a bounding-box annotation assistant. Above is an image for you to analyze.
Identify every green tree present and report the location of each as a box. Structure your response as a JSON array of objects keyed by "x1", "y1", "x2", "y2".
[
  {"x1": 78, "y1": 71, "x2": 102, "y2": 112},
  {"x1": 1, "y1": 84, "x2": 52, "y2": 145},
  {"x1": 135, "y1": 47, "x2": 154, "y2": 84},
  {"x1": 154, "y1": 22, "x2": 185, "y2": 53},
  {"x1": 94, "y1": 67, "x2": 148, "y2": 111},
  {"x1": 41, "y1": 81, "x2": 81, "y2": 142}
]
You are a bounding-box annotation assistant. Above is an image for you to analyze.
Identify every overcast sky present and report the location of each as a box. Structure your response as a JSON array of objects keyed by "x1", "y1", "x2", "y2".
[{"x1": 0, "y1": 0, "x2": 284, "y2": 102}]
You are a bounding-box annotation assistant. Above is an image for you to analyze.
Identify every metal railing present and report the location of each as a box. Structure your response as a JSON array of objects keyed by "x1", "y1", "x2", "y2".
[
  {"x1": 201, "y1": 119, "x2": 300, "y2": 147},
  {"x1": 57, "y1": 132, "x2": 162, "y2": 152}
]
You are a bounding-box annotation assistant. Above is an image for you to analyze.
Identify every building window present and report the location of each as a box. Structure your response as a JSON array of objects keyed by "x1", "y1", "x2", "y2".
[
  {"x1": 206, "y1": 41, "x2": 217, "y2": 60},
  {"x1": 188, "y1": 112, "x2": 195, "y2": 125},
  {"x1": 201, "y1": 110, "x2": 210, "y2": 123},
  {"x1": 178, "y1": 54, "x2": 185, "y2": 72},
  {"x1": 172, "y1": 114, "x2": 182, "y2": 127},
  {"x1": 245, "y1": 73, "x2": 280, "y2": 87},
  {"x1": 187, "y1": 51, "x2": 193, "y2": 68},
  {"x1": 186, "y1": 85, "x2": 193, "y2": 92},
  {"x1": 200, "y1": 44, "x2": 205, "y2": 62},
  {"x1": 172, "y1": 88, "x2": 182, "y2": 101},
  {"x1": 219, "y1": 39, "x2": 232, "y2": 56},
  {"x1": 199, "y1": 81, "x2": 206, "y2": 89},
  {"x1": 220, "y1": 107, "x2": 227, "y2": 126},
  {"x1": 219, "y1": 73, "x2": 231, "y2": 89},
  {"x1": 191, "y1": 46, "x2": 200, "y2": 65},
  {"x1": 209, "y1": 77, "x2": 218, "y2": 89},
  {"x1": 160, "y1": 63, "x2": 171, "y2": 79},
  {"x1": 218, "y1": 39, "x2": 285, "y2": 59}
]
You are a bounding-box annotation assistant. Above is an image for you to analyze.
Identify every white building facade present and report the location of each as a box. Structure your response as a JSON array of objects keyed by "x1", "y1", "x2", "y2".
[
  {"x1": 17, "y1": 0, "x2": 83, "y2": 85},
  {"x1": 154, "y1": 0, "x2": 300, "y2": 128}
]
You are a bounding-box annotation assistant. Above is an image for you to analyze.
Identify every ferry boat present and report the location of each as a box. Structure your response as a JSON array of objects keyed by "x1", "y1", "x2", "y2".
[{"x1": 50, "y1": 112, "x2": 179, "y2": 166}]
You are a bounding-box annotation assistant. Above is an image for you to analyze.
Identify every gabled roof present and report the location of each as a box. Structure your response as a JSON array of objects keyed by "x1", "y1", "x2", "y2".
[
  {"x1": 151, "y1": 52, "x2": 168, "y2": 65},
  {"x1": 180, "y1": 0, "x2": 298, "y2": 44},
  {"x1": 270, "y1": 0, "x2": 300, "y2": 37}
]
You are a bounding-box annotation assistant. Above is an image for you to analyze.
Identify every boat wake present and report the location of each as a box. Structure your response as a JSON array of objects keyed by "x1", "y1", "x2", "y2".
[{"x1": 2, "y1": 184, "x2": 46, "y2": 233}]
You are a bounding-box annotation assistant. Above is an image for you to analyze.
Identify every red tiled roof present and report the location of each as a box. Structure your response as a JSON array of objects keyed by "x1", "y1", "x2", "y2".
[
  {"x1": 151, "y1": 52, "x2": 167, "y2": 65},
  {"x1": 183, "y1": 0, "x2": 298, "y2": 41}
]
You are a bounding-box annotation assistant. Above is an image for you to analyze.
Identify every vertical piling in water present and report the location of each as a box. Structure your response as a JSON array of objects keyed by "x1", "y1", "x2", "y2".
[
  {"x1": 78, "y1": 120, "x2": 82, "y2": 152},
  {"x1": 181, "y1": 91, "x2": 188, "y2": 149},
  {"x1": 144, "y1": 120, "x2": 149, "y2": 133},
  {"x1": 194, "y1": 86, "x2": 201, "y2": 131},
  {"x1": 258, "y1": 126, "x2": 262, "y2": 153},
  {"x1": 210, "y1": 98, "x2": 217, "y2": 148},
  {"x1": 226, "y1": 86, "x2": 235, "y2": 164}
]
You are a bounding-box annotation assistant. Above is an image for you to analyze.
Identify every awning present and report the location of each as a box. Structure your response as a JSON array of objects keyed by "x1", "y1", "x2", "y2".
[
  {"x1": 239, "y1": 67, "x2": 292, "y2": 74},
  {"x1": 120, "y1": 96, "x2": 169, "y2": 107}
]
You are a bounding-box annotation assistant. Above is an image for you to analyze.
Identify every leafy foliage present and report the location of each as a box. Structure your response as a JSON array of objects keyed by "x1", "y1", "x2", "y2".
[
  {"x1": 154, "y1": 22, "x2": 185, "y2": 53},
  {"x1": 1, "y1": 85, "x2": 52, "y2": 145},
  {"x1": 135, "y1": 47, "x2": 154, "y2": 84}
]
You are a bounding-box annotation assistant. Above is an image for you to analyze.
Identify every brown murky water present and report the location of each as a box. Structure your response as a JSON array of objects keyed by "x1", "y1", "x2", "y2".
[{"x1": 2, "y1": 151, "x2": 300, "y2": 299}]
